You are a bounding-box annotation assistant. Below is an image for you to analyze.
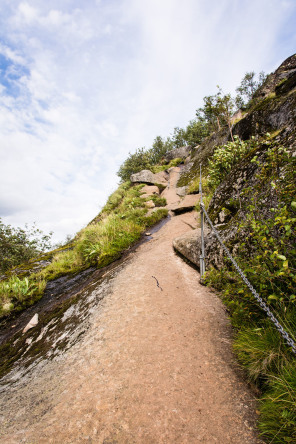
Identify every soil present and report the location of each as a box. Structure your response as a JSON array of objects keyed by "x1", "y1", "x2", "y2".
[{"x1": 0, "y1": 168, "x2": 262, "y2": 443}]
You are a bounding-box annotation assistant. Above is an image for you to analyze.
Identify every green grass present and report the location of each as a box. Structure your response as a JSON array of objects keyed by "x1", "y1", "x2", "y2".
[
  {"x1": 259, "y1": 363, "x2": 296, "y2": 443},
  {"x1": 150, "y1": 195, "x2": 167, "y2": 207}
]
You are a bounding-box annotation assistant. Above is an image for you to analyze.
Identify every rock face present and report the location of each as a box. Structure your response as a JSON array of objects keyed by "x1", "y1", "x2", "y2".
[
  {"x1": 176, "y1": 53, "x2": 296, "y2": 270},
  {"x1": 164, "y1": 146, "x2": 191, "y2": 163},
  {"x1": 170, "y1": 194, "x2": 200, "y2": 214},
  {"x1": 130, "y1": 170, "x2": 169, "y2": 186}
]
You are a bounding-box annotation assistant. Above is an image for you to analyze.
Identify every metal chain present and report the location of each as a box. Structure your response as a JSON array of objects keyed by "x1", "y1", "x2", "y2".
[{"x1": 201, "y1": 202, "x2": 296, "y2": 355}]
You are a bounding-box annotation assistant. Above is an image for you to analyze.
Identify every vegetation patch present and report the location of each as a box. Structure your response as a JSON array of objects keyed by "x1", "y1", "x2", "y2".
[
  {"x1": 204, "y1": 135, "x2": 296, "y2": 442},
  {"x1": 150, "y1": 195, "x2": 167, "y2": 207}
]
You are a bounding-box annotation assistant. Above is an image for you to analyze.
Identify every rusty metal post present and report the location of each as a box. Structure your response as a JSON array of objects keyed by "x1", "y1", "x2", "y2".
[{"x1": 199, "y1": 164, "x2": 205, "y2": 283}]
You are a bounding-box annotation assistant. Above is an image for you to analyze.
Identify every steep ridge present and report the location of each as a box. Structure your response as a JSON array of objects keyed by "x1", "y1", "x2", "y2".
[{"x1": 0, "y1": 168, "x2": 262, "y2": 443}]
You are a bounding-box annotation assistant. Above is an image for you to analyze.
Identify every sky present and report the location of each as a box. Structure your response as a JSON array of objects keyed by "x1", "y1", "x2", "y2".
[{"x1": 0, "y1": 0, "x2": 295, "y2": 244}]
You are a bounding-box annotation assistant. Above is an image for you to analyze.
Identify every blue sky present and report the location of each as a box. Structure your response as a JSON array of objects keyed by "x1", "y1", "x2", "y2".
[{"x1": 0, "y1": 0, "x2": 295, "y2": 243}]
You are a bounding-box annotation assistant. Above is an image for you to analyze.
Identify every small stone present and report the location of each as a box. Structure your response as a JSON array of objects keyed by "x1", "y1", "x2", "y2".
[
  {"x1": 145, "y1": 200, "x2": 155, "y2": 209},
  {"x1": 23, "y1": 313, "x2": 39, "y2": 334}
]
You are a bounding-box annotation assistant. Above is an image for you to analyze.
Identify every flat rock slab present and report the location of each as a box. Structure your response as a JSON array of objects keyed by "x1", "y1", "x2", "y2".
[
  {"x1": 171, "y1": 194, "x2": 200, "y2": 214},
  {"x1": 140, "y1": 185, "x2": 160, "y2": 198}
]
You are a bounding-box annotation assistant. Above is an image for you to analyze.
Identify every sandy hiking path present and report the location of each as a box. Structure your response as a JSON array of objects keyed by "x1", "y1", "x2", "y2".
[{"x1": 0, "y1": 168, "x2": 261, "y2": 443}]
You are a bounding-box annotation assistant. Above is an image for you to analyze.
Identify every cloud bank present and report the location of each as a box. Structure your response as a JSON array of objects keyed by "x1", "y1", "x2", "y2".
[{"x1": 0, "y1": 0, "x2": 295, "y2": 242}]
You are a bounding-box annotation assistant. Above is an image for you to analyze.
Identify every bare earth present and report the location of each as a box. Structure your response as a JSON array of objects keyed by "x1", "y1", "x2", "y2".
[{"x1": 0, "y1": 168, "x2": 261, "y2": 443}]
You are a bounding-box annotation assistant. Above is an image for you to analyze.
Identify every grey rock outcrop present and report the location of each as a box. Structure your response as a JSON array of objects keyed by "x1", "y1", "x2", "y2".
[
  {"x1": 130, "y1": 170, "x2": 169, "y2": 186},
  {"x1": 164, "y1": 146, "x2": 191, "y2": 163}
]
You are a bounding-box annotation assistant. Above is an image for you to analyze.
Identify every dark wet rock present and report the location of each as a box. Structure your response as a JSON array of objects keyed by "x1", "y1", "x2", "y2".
[
  {"x1": 171, "y1": 195, "x2": 200, "y2": 214},
  {"x1": 164, "y1": 146, "x2": 192, "y2": 163}
]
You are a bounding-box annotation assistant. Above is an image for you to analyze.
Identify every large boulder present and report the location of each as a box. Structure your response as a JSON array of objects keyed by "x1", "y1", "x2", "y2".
[
  {"x1": 164, "y1": 146, "x2": 191, "y2": 163},
  {"x1": 173, "y1": 228, "x2": 209, "y2": 270},
  {"x1": 130, "y1": 170, "x2": 169, "y2": 187}
]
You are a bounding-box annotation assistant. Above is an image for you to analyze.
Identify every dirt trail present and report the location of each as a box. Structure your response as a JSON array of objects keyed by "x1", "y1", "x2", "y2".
[{"x1": 0, "y1": 168, "x2": 261, "y2": 443}]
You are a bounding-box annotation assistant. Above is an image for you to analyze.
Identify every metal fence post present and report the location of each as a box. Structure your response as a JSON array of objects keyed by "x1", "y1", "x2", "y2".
[{"x1": 199, "y1": 164, "x2": 205, "y2": 283}]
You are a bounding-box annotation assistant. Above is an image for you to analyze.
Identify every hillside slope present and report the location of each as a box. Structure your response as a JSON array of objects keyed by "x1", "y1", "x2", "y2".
[{"x1": 0, "y1": 167, "x2": 262, "y2": 443}]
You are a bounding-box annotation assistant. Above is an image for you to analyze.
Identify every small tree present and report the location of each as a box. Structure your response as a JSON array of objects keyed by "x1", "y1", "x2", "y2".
[
  {"x1": 184, "y1": 117, "x2": 209, "y2": 146},
  {"x1": 197, "y1": 86, "x2": 235, "y2": 141},
  {"x1": 0, "y1": 219, "x2": 53, "y2": 272},
  {"x1": 149, "y1": 136, "x2": 173, "y2": 164},
  {"x1": 235, "y1": 71, "x2": 267, "y2": 108},
  {"x1": 171, "y1": 127, "x2": 187, "y2": 148},
  {"x1": 117, "y1": 147, "x2": 152, "y2": 182}
]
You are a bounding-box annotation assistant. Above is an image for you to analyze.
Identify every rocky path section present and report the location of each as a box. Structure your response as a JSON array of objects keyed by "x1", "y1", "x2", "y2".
[{"x1": 0, "y1": 168, "x2": 261, "y2": 443}]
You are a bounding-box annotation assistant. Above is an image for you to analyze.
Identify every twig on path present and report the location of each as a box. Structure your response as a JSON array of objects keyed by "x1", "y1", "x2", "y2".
[
  {"x1": 181, "y1": 220, "x2": 196, "y2": 230},
  {"x1": 152, "y1": 276, "x2": 163, "y2": 291}
]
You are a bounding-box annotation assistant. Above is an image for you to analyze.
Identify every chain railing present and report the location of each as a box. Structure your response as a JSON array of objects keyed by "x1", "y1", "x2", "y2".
[{"x1": 199, "y1": 166, "x2": 296, "y2": 355}]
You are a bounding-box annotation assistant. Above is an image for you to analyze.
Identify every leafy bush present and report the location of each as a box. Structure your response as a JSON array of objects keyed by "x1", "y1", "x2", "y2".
[
  {"x1": 235, "y1": 71, "x2": 267, "y2": 109},
  {"x1": 207, "y1": 136, "x2": 252, "y2": 188}
]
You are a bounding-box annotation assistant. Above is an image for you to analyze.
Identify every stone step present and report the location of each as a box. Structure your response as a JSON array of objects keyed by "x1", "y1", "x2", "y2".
[{"x1": 170, "y1": 194, "x2": 200, "y2": 214}]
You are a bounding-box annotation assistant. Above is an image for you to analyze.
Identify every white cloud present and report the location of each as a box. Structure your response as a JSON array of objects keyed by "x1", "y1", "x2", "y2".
[{"x1": 0, "y1": 0, "x2": 295, "y2": 243}]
